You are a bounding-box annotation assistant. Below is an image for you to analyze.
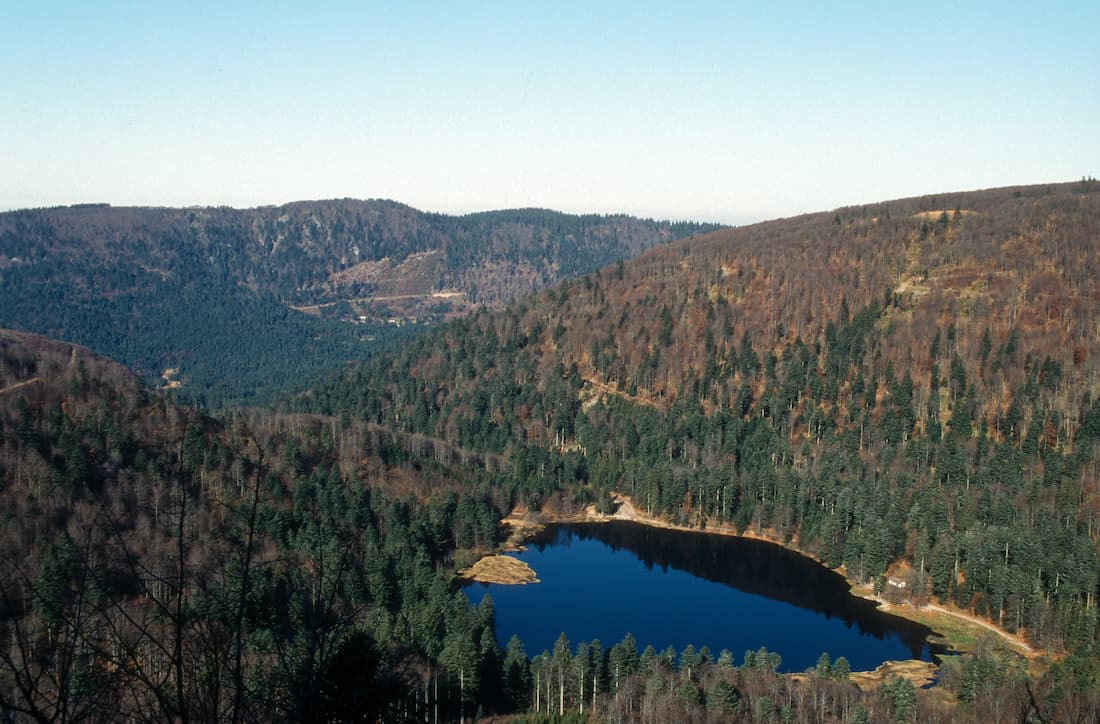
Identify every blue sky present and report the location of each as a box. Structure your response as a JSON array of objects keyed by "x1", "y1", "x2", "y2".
[{"x1": 2, "y1": 2, "x2": 1097, "y2": 224}]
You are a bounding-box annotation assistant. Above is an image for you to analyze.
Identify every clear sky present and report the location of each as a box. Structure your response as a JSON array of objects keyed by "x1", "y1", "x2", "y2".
[{"x1": 2, "y1": 2, "x2": 1097, "y2": 224}]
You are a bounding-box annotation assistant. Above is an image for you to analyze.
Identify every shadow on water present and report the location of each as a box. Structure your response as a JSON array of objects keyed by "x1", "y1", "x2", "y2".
[{"x1": 518, "y1": 521, "x2": 947, "y2": 664}]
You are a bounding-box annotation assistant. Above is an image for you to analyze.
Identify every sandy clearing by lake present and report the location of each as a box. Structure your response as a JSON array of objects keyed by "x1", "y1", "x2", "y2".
[{"x1": 459, "y1": 555, "x2": 539, "y2": 585}]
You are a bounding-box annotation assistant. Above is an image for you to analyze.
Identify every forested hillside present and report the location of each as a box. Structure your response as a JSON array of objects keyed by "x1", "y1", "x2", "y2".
[
  {"x1": 0, "y1": 329, "x2": 515, "y2": 720},
  {"x1": 5, "y1": 178, "x2": 1100, "y2": 720},
  {"x1": 307, "y1": 181, "x2": 1100, "y2": 696},
  {"x1": 3, "y1": 330, "x2": 1088, "y2": 723},
  {"x1": 0, "y1": 201, "x2": 715, "y2": 406}
]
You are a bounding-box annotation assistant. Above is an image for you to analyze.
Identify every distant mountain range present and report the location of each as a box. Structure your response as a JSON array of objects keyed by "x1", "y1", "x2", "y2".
[{"x1": 0, "y1": 200, "x2": 718, "y2": 405}]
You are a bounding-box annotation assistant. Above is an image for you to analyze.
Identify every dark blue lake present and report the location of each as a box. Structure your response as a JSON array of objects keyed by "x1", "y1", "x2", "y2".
[{"x1": 466, "y1": 521, "x2": 943, "y2": 673}]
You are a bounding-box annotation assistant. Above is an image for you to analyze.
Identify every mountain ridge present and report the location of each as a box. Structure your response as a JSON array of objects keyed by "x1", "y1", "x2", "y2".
[
  {"x1": 0, "y1": 199, "x2": 718, "y2": 405},
  {"x1": 0, "y1": 198, "x2": 718, "y2": 311},
  {"x1": 320, "y1": 180, "x2": 1099, "y2": 429}
]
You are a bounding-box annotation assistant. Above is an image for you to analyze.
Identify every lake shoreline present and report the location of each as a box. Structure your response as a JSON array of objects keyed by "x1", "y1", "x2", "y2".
[{"x1": 491, "y1": 492, "x2": 1040, "y2": 686}]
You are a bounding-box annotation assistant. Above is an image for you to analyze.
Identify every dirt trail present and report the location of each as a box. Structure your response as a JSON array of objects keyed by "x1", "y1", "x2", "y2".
[
  {"x1": 0, "y1": 377, "x2": 40, "y2": 395},
  {"x1": 920, "y1": 603, "x2": 1034, "y2": 655}
]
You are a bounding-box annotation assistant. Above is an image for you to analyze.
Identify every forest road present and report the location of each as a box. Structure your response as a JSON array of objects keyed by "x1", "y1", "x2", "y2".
[
  {"x1": 919, "y1": 603, "x2": 1035, "y2": 655},
  {"x1": 0, "y1": 377, "x2": 40, "y2": 396}
]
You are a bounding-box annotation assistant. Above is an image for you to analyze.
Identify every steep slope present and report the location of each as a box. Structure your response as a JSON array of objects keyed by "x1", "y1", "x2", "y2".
[
  {"x1": 0, "y1": 200, "x2": 717, "y2": 406},
  {"x1": 0, "y1": 329, "x2": 516, "y2": 720},
  {"x1": 310, "y1": 181, "x2": 1100, "y2": 669}
]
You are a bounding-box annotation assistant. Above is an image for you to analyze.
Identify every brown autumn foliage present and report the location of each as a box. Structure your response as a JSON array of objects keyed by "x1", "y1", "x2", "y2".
[
  {"x1": 549, "y1": 182, "x2": 1098, "y2": 415},
  {"x1": 363, "y1": 181, "x2": 1100, "y2": 456}
]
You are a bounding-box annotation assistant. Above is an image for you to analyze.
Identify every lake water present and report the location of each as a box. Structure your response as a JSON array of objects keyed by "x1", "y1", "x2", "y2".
[{"x1": 466, "y1": 521, "x2": 943, "y2": 673}]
